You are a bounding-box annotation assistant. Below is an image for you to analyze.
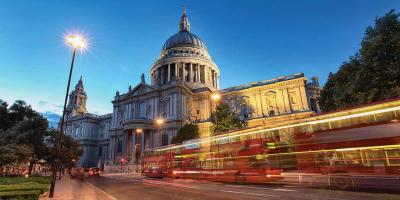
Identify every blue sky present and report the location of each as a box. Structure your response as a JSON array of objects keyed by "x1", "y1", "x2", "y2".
[{"x1": 1, "y1": 0, "x2": 399, "y2": 115}]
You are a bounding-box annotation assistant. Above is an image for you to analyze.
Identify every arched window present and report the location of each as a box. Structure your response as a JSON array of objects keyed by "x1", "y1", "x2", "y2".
[
  {"x1": 139, "y1": 102, "x2": 146, "y2": 118},
  {"x1": 162, "y1": 134, "x2": 169, "y2": 146},
  {"x1": 239, "y1": 96, "x2": 252, "y2": 120},
  {"x1": 265, "y1": 91, "x2": 278, "y2": 116}
]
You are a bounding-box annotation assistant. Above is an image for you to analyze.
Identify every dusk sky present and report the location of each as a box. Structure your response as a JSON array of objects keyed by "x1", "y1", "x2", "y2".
[{"x1": 1, "y1": 0, "x2": 399, "y2": 116}]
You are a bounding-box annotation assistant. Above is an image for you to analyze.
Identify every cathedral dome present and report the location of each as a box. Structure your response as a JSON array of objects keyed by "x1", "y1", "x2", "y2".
[
  {"x1": 162, "y1": 31, "x2": 207, "y2": 51},
  {"x1": 161, "y1": 9, "x2": 207, "y2": 52},
  {"x1": 151, "y1": 9, "x2": 220, "y2": 91}
]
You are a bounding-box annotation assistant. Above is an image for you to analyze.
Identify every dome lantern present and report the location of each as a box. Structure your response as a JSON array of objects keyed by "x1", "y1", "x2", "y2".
[{"x1": 179, "y1": 8, "x2": 190, "y2": 32}]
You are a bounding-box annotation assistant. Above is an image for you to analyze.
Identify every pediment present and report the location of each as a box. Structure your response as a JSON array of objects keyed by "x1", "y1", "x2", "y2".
[{"x1": 126, "y1": 83, "x2": 155, "y2": 97}]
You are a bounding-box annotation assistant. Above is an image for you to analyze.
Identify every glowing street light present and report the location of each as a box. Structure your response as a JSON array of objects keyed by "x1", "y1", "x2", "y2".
[
  {"x1": 156, "y1": 118, "x2": 164, "y2": 125},
  {"x1": 66, "y1": 34, "x2": 87, "y2": 49},
  {"x1": 49, "y1": 33, "x2": 88, "y2": 198},
  {"x1": 136, "y1": 128, "x2": 143, "y2": 133},
  {"x1": 155, "y1": 118, "x2": 164, "y2": 147},
  {"x1": 211, "y1": 93, "x2": 221, "y2": 101}
]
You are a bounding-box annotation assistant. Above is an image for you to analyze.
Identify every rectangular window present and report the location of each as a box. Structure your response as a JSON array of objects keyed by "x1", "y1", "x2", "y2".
[{"x1": 117, "y1": 137, "x2": 123, "y2": 153}]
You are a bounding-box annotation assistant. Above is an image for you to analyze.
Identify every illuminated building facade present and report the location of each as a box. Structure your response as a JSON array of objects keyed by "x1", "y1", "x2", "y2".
[{"x1": 63, "y1": 10, "x2": 320, "y2": 169}]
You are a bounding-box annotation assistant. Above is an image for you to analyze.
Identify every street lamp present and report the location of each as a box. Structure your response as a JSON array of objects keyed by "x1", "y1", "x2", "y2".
[
  {"x1": 155, "y1": 118, "x2": 164, "y2": 147},
  {"x1": 211, "y1": 93, "x2": 221, "y2": 101},
  {"x1": 49, "y1": 34, "x2": 87, "y2": 198},
  {"x1": 211, "y1": 93, "x2": 221, "y2": 168},
  {"x1": 211, "y1": 93, "x2": 221, "y2": 132},
  {"x1": 156, "y1": 118, "x2": 164, "y2": 125},
  {"x1": 135, "y1": 128, "x2": 143, "y2": 172}
]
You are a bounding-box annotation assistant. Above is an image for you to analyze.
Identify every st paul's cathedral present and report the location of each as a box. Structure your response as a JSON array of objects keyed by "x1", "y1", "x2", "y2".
[{"x1": 64, "y1": 10, "x2": 321, "y2": 170}]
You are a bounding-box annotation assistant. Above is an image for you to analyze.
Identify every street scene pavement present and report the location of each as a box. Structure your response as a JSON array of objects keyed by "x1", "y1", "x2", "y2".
[{"x1": 56, "y1": 173, "x2": 400, "y2": 200}]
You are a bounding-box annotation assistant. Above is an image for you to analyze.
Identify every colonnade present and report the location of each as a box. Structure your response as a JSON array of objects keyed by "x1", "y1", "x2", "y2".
[{"x1": 152, "y1": 62, "x2": 219, "y2": 88}]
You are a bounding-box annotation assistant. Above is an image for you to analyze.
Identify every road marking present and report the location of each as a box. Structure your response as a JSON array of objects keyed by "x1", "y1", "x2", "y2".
[
  {"x1": 225, "y1": 184, "x2": 295, "y2": 192},
  {"x1": 220, "y1": 190, "x2": 280, "y2": 198},
  {"x1": 85, "y1": 181, "x2": 118, "y2": 200},
  {"x1": 143, "y1": 179, "x2": 201, "y2": 190},
  {"x1": 272, "y1": 188, "x2": 295, "y2": 192}
]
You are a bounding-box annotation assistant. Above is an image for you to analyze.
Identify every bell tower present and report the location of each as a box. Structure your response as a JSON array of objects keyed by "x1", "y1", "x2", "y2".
[{"x1": 66, "y1": 76, "x2": 88, "y2": 117}]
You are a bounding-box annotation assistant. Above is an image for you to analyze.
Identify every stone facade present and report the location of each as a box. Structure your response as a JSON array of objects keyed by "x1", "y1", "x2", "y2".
[{"x1": 63, "y1": 10, "x2": 321, "y2": 170}]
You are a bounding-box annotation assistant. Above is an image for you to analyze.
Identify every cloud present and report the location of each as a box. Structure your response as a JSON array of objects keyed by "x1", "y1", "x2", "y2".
[
  {"x1": 33, "y1": 100, "x2": 64, "y2": 115},
  {"x1": 38, "y1": 101, "x2": 48, "y2": 107},
  {"x1": 41, "y1": 111, "x2": 61, "y2": 128}
]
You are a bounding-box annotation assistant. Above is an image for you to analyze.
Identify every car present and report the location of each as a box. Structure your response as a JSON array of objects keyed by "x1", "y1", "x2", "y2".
[{"x1": 88, "y1": 167, "x2": 101, "y2": 177}]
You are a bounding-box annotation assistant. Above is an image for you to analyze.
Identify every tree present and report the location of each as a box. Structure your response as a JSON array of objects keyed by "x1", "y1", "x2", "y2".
[
  {"x1": 0, "y1": 116, "x2": 49, "y2": 174},
  {"x1": 171, "y1": 123, "x2": 199, "y2": 144},
  {"x1": 0, "y1": 99, "x2": 9, "y2": 130},
  {"x1": 0, "y1": 144, "x2": 32, "y2": 175},
  {"x1": 210, "y1": 102, "x2": 247, "y2": 136},
  {"x1": 46, "y1": 130, "x2": 83, "y2": 168},
  {"x1": 319, "y1": 10, "x2": 400, "y2": 111},
  {"x1": 0, "y1": 100, "x2": 52, "y2": 174}
]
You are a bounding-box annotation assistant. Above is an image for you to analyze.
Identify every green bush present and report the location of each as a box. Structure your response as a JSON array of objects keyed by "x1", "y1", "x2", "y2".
[
  {"x1": 0, "y1": 182, "x2": 48, "y2": 193},
  {"x1": 0, "y1": 190, "x2": 41, "y2": 200},
  {"x1": 0, "y1": 177, "x2": 50, "y2": 185},
  {"x1": 0, "y1": 177, "x2": 50, "y2": 200}
]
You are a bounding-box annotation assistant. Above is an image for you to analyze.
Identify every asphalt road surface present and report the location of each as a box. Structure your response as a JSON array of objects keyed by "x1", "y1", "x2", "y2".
[{"x1": 86, "y1": 174, "x2": 400, "y2": 200}]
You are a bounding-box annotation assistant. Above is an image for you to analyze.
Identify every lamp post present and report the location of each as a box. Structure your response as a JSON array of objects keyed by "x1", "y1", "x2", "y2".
[
  {"x1": 135, "y1": 128, "x2": 143, "y2": 172},
  {"x1": 211, "y1": 93, "x2": 221, "y2": 172},
  {"x1": 156, "y1": 119, "x2": 164, "y2": 146},
  {"x1": 211, "y1": 93, "x2": 221, "y2": 132},
  {"x1": 49, "y1": 34, "x2": 86, "y2": 198}
]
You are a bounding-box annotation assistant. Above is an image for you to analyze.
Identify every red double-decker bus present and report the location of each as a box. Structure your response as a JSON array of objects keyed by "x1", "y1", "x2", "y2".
[
  {"x1": 143, "y1": 99, "x2": 400, "y2": 189},
  {"x1": 143, "y1": 126, "x2": 284, "y2": 183},
  {"x1": 172, "y1": 136, "x2": 284, "y2": 183}
]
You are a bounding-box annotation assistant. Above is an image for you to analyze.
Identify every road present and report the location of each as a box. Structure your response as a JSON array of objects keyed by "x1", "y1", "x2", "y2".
[{"x1": 86, "y1": 174, "x2": 400, "y2": 200}]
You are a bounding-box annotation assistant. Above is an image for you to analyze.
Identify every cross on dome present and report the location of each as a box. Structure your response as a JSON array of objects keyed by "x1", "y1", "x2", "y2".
[{"x1": 179, "y1": 7, "x2": 190, "y2": 32}]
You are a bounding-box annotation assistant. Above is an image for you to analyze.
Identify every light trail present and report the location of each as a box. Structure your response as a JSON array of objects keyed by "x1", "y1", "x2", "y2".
[{"x1": 146, "y1": 104, "x2": 400, "y2": 152}]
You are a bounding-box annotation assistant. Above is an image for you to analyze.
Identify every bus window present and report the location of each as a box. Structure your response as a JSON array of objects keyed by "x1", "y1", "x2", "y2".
[
  {"x1": 224, "y1": 156, "x2": 235, "y2": 168},
  {"x1": 341, "y1": 150, "x2": 362, "y2": 166},
  {"x1": 329, "y1": 120, "x2": 341, "y2": 129},
  {"x1": 363, "y1": 149, "x2": 386, "y2": 167},
  {"x1": 249, "y1": 154, "x2": 268, "y2": 168},
  {"x1": 374, "y1": 112, "x2": 394, "y2": 123},
  {"x1": 385, "y1": 148, "x2": 400, "y2": 166}
]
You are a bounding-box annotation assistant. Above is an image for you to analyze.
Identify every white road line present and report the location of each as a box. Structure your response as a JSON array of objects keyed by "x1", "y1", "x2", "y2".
[
  {"x1": 85, "y1": 181, "x2": 118, "y2": 200},
  {"x1": 143, "y1": 180, "x2": 201, "y2": 190},
  {"x1": 272, "y1": 188, "x2": 295, "y2": 192},
  {"x1": 220, "y1": 190, "x2": 280, "y2": 198},
  {"x1": 225, "y1": 184, "x2": 295, "y2": 192}
]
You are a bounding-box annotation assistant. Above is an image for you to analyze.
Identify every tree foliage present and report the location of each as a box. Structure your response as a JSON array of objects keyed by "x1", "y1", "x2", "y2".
[
  {"x1": 46, "y1": 130, "x2": 83, "y2": 168},
  {"x1": 319, "y1": 10, "x2": 400, "y2": 111},
  {"x1": 0, "y1": 144, "x2": 33, "y2": 171},
  {"x1": 210, "y1": 102, "x2": 247, "y2": 136},
  {"x1": 0, "y1": 99, "x2": 82, "y2": 173},
  {"x1": 171, "y1": 123, "x2": 199, "y2": 144}
]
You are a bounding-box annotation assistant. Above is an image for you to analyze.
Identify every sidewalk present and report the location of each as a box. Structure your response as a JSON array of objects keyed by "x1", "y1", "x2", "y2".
[{"x1": 40, "y1": 176, "x2": 116, "y2": 200}]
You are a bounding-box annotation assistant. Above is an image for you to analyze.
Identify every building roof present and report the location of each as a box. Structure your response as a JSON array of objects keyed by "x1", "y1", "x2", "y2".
[{"x1": 221, "y1": 73, "x2": 305, "y2": 93}]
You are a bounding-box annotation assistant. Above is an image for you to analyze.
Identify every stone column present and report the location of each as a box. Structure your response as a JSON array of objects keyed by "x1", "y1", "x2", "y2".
[
  {"x1": 175, "y1": 63, "x2": 178, "y2": 80},
  {"x1": 211, "y1": 70, "x2": 215, "y2": 87},
  {"x1": 298, "y1": 85, "x2": 308, "y2": 110},
  {"x1": 190, "y1": 63, "x2": 193, "y2": 82},
  {"x1": 160, "y1": 67, "x2": 164, "y2": 85},
  {"x1": 131, "y1": 131, "x2": 136, "y2": 163},
  {"x1": 109, "y1": 136, "x2": 114, "y2": 164},
  {"x1": 183, "y1": 63, "x2": 188, "y2": 81},
  {"x1": 168, "y1": 64, "x2": 171, "y2": 82},
  {"x1": 217, "y1": 75, "x2": 220, "y2": 89},
  {"x1": 196, "y1": 65, "x2": 200, "y2": 83},
  {"x1": 141, "y1": 131, "x2": 145, "y2": 152}
]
